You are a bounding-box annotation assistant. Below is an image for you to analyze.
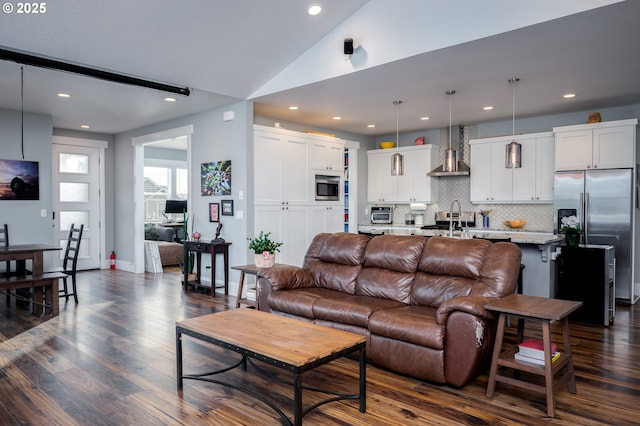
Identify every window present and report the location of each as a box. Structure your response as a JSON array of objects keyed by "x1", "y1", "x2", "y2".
[{"x1": 144, "y1": 164, "x2": 187, "y2": 222}]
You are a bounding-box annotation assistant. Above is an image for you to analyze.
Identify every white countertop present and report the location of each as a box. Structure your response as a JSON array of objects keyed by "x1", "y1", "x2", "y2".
[{"x1": 358, "y1": 224, "x2": 564, "y2": 245}]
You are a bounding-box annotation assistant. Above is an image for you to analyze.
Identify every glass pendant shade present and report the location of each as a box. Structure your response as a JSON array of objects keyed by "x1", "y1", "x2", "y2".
[
  {"x1": 391, "y1": 152, "x2": 404, "y2": 175},
  {"x1": 505, "y1": 140, "x2": 522, "y2": 168},
  {"x1": 505, "y1": 77, "x2": 522, "y2": 168},
  {"x1": 443, "y1": 147, "x2": 458, "y2": 172}
]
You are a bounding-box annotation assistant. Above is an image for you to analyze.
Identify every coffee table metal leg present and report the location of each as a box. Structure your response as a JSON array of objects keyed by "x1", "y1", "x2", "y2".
[
  {"x1": 176, "y1": 330, "x2": 183, "y2": 390},
  {"x1": 359, "y1": 345, "x2": 367, "y2": 412},
  {"x1": 294, "y1": 372, "x2": 303, "y2": 426}
]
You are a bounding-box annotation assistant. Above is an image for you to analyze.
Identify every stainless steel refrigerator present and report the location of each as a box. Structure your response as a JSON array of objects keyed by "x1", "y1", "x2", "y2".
[{"x1": 554, "y1": 169, "x2": 637, "y2": 304}]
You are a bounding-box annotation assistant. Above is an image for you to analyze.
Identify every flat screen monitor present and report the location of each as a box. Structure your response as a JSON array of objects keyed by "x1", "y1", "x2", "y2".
[{"x1": 165, "y1": 199, "x2": 187, "y2": 214}]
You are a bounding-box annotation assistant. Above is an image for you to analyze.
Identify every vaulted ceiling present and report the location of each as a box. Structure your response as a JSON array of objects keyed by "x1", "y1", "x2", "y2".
[{"x1": 0, "y1": 0, "x2": 638, "y2": 136}]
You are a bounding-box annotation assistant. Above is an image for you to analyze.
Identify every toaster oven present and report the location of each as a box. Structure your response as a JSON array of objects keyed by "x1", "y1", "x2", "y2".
[{"x1": 371, "y1": 206, "x2": 393, "y2": 224}]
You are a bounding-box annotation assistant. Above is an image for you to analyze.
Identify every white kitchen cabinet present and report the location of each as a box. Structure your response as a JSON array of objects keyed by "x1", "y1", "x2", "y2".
[
  {"x1": 308, "y1": 204, "x2": 343, "y2": 238},
  {"x1": 254, "y1": 127, "x2": 310, "y2": 205},
  {"x1": 469, "y1": 140, "x2": 513, "y2": 202},
  {"x1": 470, "y1": 132, "x2": 553, "y2": 203},
  {"x1": 367, "y1": 145, "x2": 438, "y2": 203},
  {"x1": 554, "y1": 119, "x2": 637, "y2": 171},
  {"x1": 253, "y1": 205, "x2": 310, "y2": 266},
  {"x1": 512, "y1": 135, "x2": 554, "y2": 202},
  {"x1": 310, "y1": 139, "x2": 344, "y2": 172}
]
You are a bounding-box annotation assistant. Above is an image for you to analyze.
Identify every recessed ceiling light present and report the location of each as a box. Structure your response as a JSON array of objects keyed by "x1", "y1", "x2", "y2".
[
  {"x1": 288, "y1": 106, "x2": 299, "y2": 110},
  {"x1": 164, "y1": 97, "x2": 176, "y2": 102},
  {"x1": 482, "y1": 106, "x2": 494, "y2": 111},
  {"x1": 333, "y1": 116, "x2": 342, "y2": 120},
  {"x1": 367, "y1": 124, "x2": 376, "y2": 128},
  {"x1": 307, "y1": 4, "x2": 322, "y2": 16},
  {"x1": 81, "y1": 125, "x2": 90, "y2": 129},
  {"x1": 563, "y1": 93, "x2": 576, "y2": 99},
  {"x1": 420, "y1": 116, "x2": 430, "y2": 121},
  {"x1": 57, "y1": 93, "x2": 71, "y2": 98}
]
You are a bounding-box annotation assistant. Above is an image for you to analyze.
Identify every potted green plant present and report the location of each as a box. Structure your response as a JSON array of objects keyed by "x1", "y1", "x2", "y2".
[{"x1": 248, "y1": 231, "x2": 283, "y2": 267}]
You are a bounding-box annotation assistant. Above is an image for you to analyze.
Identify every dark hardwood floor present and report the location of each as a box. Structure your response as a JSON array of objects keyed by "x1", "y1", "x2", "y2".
[{"x1": 1, "y1": 267, "x2": 639, "y2": 425}]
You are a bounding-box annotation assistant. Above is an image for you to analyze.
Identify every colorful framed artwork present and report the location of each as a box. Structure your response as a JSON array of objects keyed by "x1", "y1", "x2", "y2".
[
  {"x1": 0, "y1": 159, "x2": 39, "y2": 200},
  {"x1": 221, "y1": 200, "x2": 234, "y2": 216},
  {"x1": 209, "y1": 203, "x2": 220, "y2": 222},
  {"x1": 201, "y1": 160, "x2": 231, "y2": 196}
]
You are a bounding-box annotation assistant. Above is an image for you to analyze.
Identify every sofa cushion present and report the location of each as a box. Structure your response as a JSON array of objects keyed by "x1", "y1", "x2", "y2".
[
  {"x1": 267, "y1": 287, "x2": 348, "y2": 319},
  {"x1": 411, "y1": 237, "x2": 521, "y2": 307},
  {"x1": 355, "y1": 235, "x2": 426, "y2": 303},
  {"x1": 303, "y1": 233, "x2": 371, "y2": 293},
  {"x1": 312, "y1": 295, "x2": 406, "y2": 328},
  {"x1": 369, "y1": 305, "x2": 444, "y2": 349},
  {"x1": 144, "y1": 223, "x2": 159, "y2": 240},
  {"x1": 156, "y1": 226, "x2": 176, "y2": 242}
]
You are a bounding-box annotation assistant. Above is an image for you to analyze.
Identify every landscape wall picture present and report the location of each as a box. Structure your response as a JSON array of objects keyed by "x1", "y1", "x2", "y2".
[{"x1": 0, "y1": 159, "x2": 39, "y2": 200}]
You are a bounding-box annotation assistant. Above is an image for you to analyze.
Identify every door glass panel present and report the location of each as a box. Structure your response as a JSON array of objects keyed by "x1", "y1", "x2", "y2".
[
  {"x1": 59, "y1": 211, "x2": 89, "y2": 232},
  {"x1": 59, "y1": 153, "x2": 89, "y2": 174},
  {"x1": 59, "y1": 182, "x2": 89, "y2": 202}
]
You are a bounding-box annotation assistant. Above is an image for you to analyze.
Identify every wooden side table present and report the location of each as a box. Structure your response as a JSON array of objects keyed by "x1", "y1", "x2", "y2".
[
  {"x1": 484, "y1": 294, "x2": 582, "y2": 417},
  {"x1": 231, "y1": 264, "x2": 269, "y2": 308},
  {"x1": 183, "y1": 241, "x2": 231, "y2": 296}
]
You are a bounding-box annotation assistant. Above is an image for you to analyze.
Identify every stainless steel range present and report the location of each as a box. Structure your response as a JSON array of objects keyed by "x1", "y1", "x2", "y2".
[{"x1": 421, "y1": 211, "x2": 476, "y2": 230}]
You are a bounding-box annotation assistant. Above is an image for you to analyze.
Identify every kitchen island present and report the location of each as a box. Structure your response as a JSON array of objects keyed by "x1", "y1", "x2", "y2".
[{"x1": 358, "y1": 225, "x2": 564, "y2": 298}]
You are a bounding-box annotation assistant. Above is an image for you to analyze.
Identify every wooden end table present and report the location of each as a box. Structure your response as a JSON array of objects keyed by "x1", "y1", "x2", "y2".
[
  {"x1": 485, "y1": 294, "x2": 582, "y2": 418},
  {"x1": 231, "y1": 263, "x2": 285, "y2": 309}
]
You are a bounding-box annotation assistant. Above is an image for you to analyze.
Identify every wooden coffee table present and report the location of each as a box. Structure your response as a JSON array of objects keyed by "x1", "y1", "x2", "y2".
[{"x1": 176, "y1": 309, "x2": 367, "y2": 425}]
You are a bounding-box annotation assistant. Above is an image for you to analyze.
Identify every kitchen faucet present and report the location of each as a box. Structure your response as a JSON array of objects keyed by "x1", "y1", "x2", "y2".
[{"x1": 449, "y1": 199, "x2": 461, "y2": 238}]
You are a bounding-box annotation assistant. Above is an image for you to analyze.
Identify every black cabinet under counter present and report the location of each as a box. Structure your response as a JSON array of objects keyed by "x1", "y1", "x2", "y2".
[{"x1": 556, "y1": 245, "x2": 615, "y2": 326}]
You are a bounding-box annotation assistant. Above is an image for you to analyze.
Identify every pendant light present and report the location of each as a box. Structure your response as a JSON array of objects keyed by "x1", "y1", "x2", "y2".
[
  {"x1": 391, "y1": 100, "x2": 404, "y2": 176},
  {"x1": 443, "y1": 90, "x2": 457, "y2": 172},
  {"x1": 505, "y1": 77, "x2": 521, "y2": 168}
]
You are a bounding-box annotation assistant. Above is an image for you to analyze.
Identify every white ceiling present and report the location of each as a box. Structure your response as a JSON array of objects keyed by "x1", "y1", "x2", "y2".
[{"x1": 0, "y1": 0, "x2": 638, "y2": 136}]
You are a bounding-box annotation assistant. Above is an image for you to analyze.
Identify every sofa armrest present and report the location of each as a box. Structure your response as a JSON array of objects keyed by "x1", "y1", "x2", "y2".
[
  {"x1": 436, "y1": 296, "x2": 496, "y2": 324},
  {"x1": 257, "y1": 265, "x2": 315, "y2": 291}
]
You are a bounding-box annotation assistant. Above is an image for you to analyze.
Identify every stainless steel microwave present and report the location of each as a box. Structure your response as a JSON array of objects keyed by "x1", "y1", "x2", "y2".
[{"x1": 315, "y1": 174, "x2": 340, "y2": 201}]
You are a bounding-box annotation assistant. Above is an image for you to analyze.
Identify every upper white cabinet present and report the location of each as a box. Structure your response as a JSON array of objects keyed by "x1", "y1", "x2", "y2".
[
  {"x1": 554, "y1": 119, "x2": 637, "y2": 171},
  {"x1": 367, "y1": 145, "x2": 438, "y2": 203},
  {"x1": 470, "y1": 132, "x2": 554, "y2": 203},
  {"x1": 254, "y1": 128, "x2": 311, "y2": 205},
  {"x1": 310, "y1": 139, "x2": 344, "y2": 171}
]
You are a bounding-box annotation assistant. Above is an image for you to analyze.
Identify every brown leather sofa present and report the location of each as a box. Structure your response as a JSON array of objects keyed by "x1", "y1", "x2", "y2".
[{"x1": 256, "y1": 232, "x2": 522, "y2": 387}]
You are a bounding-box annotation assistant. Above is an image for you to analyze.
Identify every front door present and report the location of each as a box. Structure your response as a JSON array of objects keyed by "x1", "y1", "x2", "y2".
[{"x1": 52, "y1": 143, "x2": 103, "y2": 270}]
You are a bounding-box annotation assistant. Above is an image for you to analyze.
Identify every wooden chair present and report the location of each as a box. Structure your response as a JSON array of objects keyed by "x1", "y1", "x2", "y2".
[
  {"x1": 0, "y1": 224, "x2": 9, "y2": 278},
  {"x1": 56, "y1": 224, "x2": 84, "y2": 304}
]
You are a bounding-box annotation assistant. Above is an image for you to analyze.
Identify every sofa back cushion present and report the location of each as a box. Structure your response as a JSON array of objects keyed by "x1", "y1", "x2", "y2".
[
  {"x1": 303, "y1": 232, "x2": 371, "y2": 294},
  {"x1": 411, "y1": 236, "x2": 521, "y2": 307},
  {"x1": 356, "y1": 235, "x2": 426, "y2": 303}
]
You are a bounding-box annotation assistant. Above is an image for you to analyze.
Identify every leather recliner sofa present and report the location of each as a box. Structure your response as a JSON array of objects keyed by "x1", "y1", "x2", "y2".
[{"x1": 256, "y1": 232, "x2": 522, "y2": 387}]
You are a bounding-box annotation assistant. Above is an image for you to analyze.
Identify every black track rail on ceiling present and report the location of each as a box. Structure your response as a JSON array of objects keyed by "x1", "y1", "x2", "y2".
[{"x1": 0, "y1": 48, "x2": 191, "y2": 96}]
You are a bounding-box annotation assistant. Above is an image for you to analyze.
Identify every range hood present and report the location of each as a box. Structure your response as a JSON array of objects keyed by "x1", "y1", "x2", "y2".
[{"x1": 428, "y1": 160, "x2": 470, "y2": 176}]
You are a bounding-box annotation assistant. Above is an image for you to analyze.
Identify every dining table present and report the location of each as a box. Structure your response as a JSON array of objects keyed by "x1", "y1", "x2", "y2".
[
  {"x1": 0, "y1": 243, "x2": 62, "y2": 275},
  {"x1": 0, "y1": 243, "x2": 62, "y2": 315}
]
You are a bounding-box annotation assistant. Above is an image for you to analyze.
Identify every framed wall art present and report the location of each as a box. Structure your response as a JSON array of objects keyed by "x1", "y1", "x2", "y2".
[
  {"x1": 201, "y1": 160, "x2": 231, "y2": 196},
  {"x1": 0, "y1": 159, "x2": 40, "y2": 200},
  {"x1": 209, "y1": 203, "x2": 220, "y2": 222},
  {"x1": 221, "y1": 199, "x2": 234, "y2": 216}
]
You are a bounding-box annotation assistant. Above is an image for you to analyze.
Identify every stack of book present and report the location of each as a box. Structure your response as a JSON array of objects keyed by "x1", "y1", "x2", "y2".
[
  {"x1": 246, "y1": 288, "x2": 257, "y2": 302},
  {"x1": 514, "y1": 338, "x2": 561, "y2": 365}
]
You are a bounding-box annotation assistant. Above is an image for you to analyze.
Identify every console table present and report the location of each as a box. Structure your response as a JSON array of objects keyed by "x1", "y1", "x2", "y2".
[
  {"x1": 182, "y1": 240, "x2": 231, "y2": 296},
  {"x1": 485, "y1": 294, "x2": 582, "y2": 417}
]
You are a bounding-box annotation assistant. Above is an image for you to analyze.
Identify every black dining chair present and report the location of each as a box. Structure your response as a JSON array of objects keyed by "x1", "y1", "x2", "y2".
[{"x1": 56, "y1": 224, "x2": 84, "y2": 304}]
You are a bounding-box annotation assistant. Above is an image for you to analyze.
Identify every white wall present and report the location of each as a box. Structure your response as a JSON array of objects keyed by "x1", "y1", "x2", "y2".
[
  {"x1": 113, "y1": 101, "x2": 253, "y2": 288},
  {"x1": 0, "y1": 108, "x2": 53, "y2": 243}
]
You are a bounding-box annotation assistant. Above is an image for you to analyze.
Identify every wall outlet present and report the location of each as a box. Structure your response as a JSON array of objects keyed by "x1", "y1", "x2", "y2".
[
  {"x1": 236, "y1": 210, "x2": 243, "y2": 219},
  {"x1": 41, "y1": 209, "x2": 47, "y2": 218}
]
